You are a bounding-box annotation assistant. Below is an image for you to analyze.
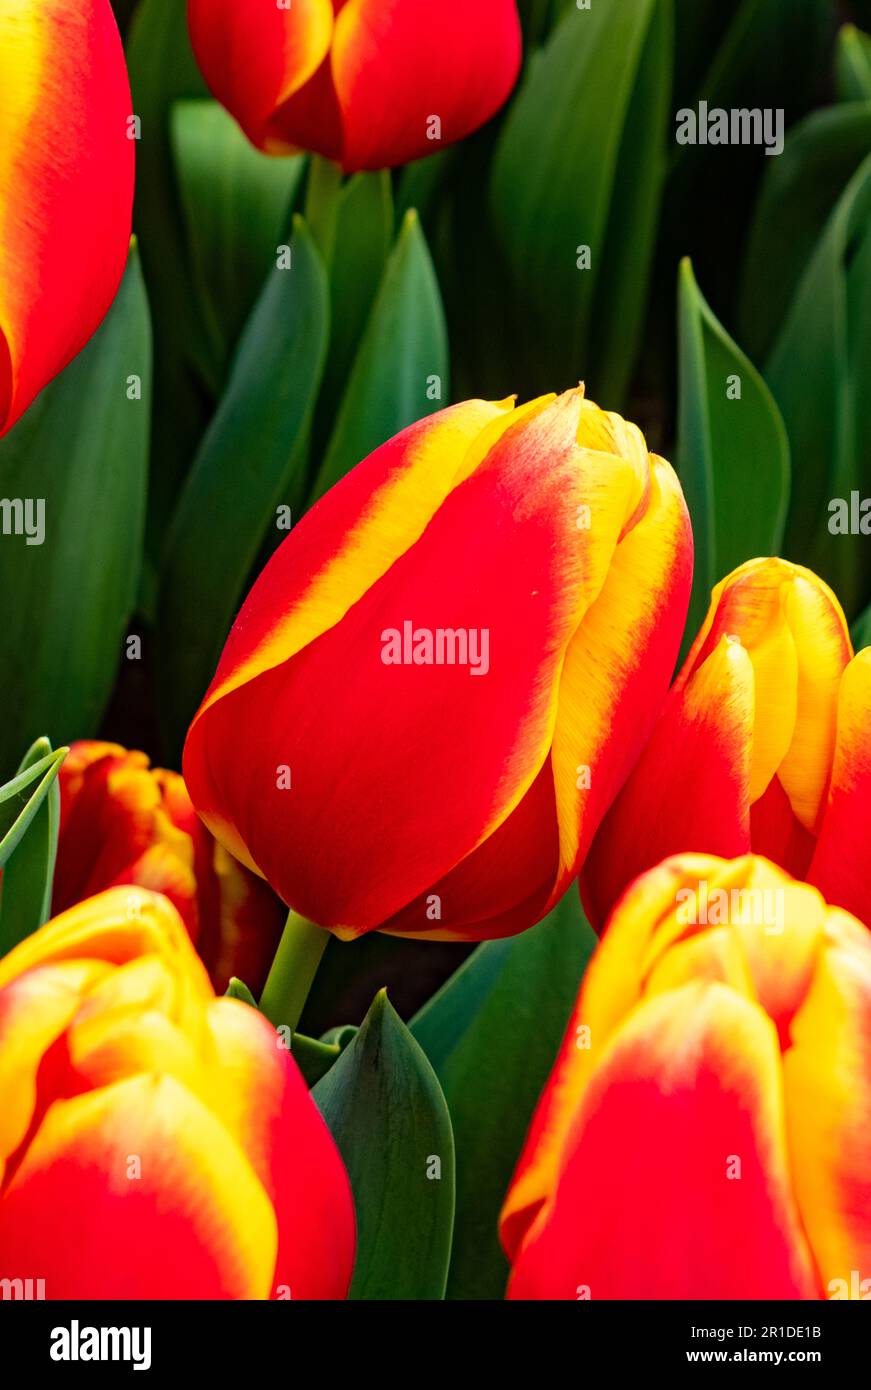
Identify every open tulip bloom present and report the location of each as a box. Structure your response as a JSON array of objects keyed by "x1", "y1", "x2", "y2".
[{"x1": 502, "y1": 854, "x2": 871, "y2": 1300}]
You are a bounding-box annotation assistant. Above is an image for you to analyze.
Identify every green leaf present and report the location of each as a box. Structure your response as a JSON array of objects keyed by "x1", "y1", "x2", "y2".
[
  {"x1": 489, "y1": 0, "x2": 671, "y2": 403},
  {"x1": 170, "y1": 99, "x2": 305, "y2": 387},
  {"x1": 0, "y1": 739, "x2": 66, "y2": 956},
  {"x1": 310, "y1": 209, "x2": 448, "y2": 501},
  {"x1": 313, "y1": 990, "x2": 455, "y2": 1300},
  {"x1": 677, "y1": 258, "x2": 790, "y2": 645},
  {"x1": 0, "y1": 248, "x2": 151, "y2": 775},
  {"x1": 158, "y1": 217, "x2": 329, "y2": 756},
  {"x1": 739, "y1": 103, "x2": 871, "y2": 361},
  {"x1": 767, "y1": 152, "x2": 871, "y2": 617},
  {"x1": 851, "y1": 598, "x2": 871, "y2": 651},
  {"x1": 411, "y1": 890, "x2": 596, "y2": 1300},
  {"x1": 291, "y1": 1033, "x2": 342, "y2": 1088},
  {"x1": 318, "y1": 171, "x2": 393, "y2": 424},
  {"x1": 836, "y1": 24, "x2": 871, "y2": 102},
  {"x1": 225, "y1": 977, "x2": 258, "y2": 1006},
  {"x1": 126, "y1": 0, "x2": 212, "y2": 558}
]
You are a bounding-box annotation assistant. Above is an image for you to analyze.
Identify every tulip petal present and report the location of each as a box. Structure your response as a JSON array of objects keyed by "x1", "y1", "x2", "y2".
[
  {"x1": 0, "y1": 963, "x2": 108, "y2": 1180},
  {"x1": 581, "y1": 637, "x2": 753, "y2": 930},
  {"x1": 0, "y1": 0, "x2": 134, "y2": 434},
  {"x1": 0, "y1": 1074, "x2": 277, "y2": 1298},
  {"x1": 783, "y1": 910, "x2": 871, "y2": 1295},
  {"x1": 508, "y1": 982, "x2": 820, "y2": 1299},
  {"x1": 551, "y1": 454, "x2": 691, "y2": 902},
  {"x1": 206, "y1": 999, "x2": 355, "y2": 1298},
  {"x1": 808, "y1": 649, "x2": 871, "y2": 926},
  {"x1": 187, "y1": 0, "x2": 334, "y2": 151},
  {"x1": 330, "y1": 0, "x2": 522, "y2": 172}
]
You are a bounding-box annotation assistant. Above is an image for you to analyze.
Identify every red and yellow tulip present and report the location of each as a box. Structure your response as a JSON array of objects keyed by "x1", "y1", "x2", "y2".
[
  {"x1": 0, "y1": 0, "x2": 135, "y2": 436},
  {"x1": 187, "y1": 0, "x2": 522, "y2": 172},
  {"x1": 52, "y1": 741, "x2": 285, "y2": 996},
  {"x1": 0, "y1": 888, "x2": 355, "y2": 1298},
  {"x1": 582, "y1": 558, "x2": 856, "y2": 929},
  {"x1": 502, "y1": 854, "x2": 871, "y2": 1300},
  {"x1": 184, "y1": 388, "x2": 692, "y2": 941}
]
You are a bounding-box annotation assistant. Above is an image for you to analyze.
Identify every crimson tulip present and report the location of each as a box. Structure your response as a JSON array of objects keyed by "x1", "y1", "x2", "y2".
[{"x1": 187, "y1": 0, "x2": 523, "y2": 172}]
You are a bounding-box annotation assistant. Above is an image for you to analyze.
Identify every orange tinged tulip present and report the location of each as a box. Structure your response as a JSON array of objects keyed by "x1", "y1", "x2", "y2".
[
  {"x1": 582, "y1": 558, "x2": 854, "y2": 929},
  {"x1": 502, "y1": 854, "x2": 871, "y2": 1300},
  {"x1": 184, "y1": 388, "x2": 693, "y2": 942},
  {"x1": 187, "y1": 0, "x2": 522, "y2": 172},
  {"x1": 808, "y1": 648, "x2": 871, "y2": 928},
  {"x1": 0, "y1": 0, "x2": 135, "y2": 436},
  {"x1": 0, "y1": 888, "x2": 355, "y2": 1298},
  {"x1": 53, "y1": 741, "x2": 285, "y2": 995}
]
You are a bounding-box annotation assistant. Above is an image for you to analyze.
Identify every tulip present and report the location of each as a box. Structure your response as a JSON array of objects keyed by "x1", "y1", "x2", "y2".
[
  {"x1": 53, "y1": 741, "x2": 285, "y2": 995},
  {"x1": 187, "y1": 0, "x2": 522, "y2": 173},
  {"x1": 807, "y1": 648, "x2": 871, "y2": 927},
  {"x1": 0, "y1": 0, "x2": 135, "y2": 436},
  {"x1": 502, "y1": 853, "x2": 871, "y2": 1300},
  {"x1": 0, "y1": 888, "x2": 355, "y2": 1298},
  {"x1": 184, "y1": 387, "x2": 692, "y2": 941},
  {"x1": 582, "y1": 558, "x2": 854, "y2": 930}
]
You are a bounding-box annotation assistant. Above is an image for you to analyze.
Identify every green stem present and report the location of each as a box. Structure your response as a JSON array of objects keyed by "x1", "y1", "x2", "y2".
[
  {"x1": 259, "y1": 908, "x2": 329, "y2": 1033},
  {"x1": 304, "y1": 155, "x2": 343, "y2": 266}
]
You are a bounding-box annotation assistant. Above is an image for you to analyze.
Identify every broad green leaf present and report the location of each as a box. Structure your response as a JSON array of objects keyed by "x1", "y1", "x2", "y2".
[
  {"x1": 678, "y1": 258, "x2": 790, "y2": 644},
  {"x1": 291, "y1": 1033, "x2": 342, "y2": 1088},
  {"x1": 313, "y1": 171, "x2": 393, "y2": 459},
  {"x1": 411, "y1": 890, "x2": 596, "y2": 1300},
  {"x1": 0, "y1": 739, "x2": 65, "y2": 955},
  {"x1": 836, "y1": 24, "x2": 871, "y2": 102},
  {"x1": 314, "y1": 990, "x2": 455, "y2": 1300},
  {"x1": 767, "y1": 153, "x2": 871, "y2": 617},
  {"x1": 0, "y1": 249, "x2": 151, "y2": 775},
  {"x1": 739, "y1": 103, "x2": 871, "y2": 361},
  {"x1": 126, "y1": 0, "x2": 212, "y2": 560},
  {"x1": 489, "y1": 0, "x2": 670, "y2": 403},
  {"x1": 159, "y1": 218, "x2": 329, "y2": 756},
  {"x1": 171, "y1": 100, "x2": 305, "y2": 386},
  {"x1": 310, "y1": 209, "x2": 447, "y2": 500}
]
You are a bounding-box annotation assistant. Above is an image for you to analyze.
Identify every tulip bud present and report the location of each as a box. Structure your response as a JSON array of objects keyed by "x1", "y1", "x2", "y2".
[
  {"x1": 184, "y1": 388, "x2": 692, "y2": 941},
  {"x1": 807, "y1": 648, "x2": 871, "y2": 926},
  {"x1": 502, "y1": 853, "x2": 871, "y2": 1299},
  {"x1": 0, "y1": 0, "x2": 134, "y2": 436},
  {"x1": 54, "y1": 741, "x2": 285, "y2": 994},
  {"x1": 187, "y1": 0, "x2": 523, "y2": 172},
  {"x1": 0, "y1": 888, "x2": 355, "y2": 1297},
  {"x1": 583, "y1": 558, "x2": 854, "y2": 929}
]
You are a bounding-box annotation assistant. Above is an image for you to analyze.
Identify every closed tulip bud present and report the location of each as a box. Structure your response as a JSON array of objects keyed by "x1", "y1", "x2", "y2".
[
  {"x1": 502, "y1": 854, "x2": 871, "y2": 1299},
  {"x1": 187, "y1": 0, "x2": 522, "y2": 172},
  {"x1": 184, "y1": 388, "x2": 692, "y2": 941},
  {"x1": 54, "y1": 741, "x2": 285, "y2": 995},
  {"x1": 583, "y1": 558, "x2": 854, "y2": 929},
  {"x1": 0, "y1": 0, "x2": 134, "y2": 436},
  {"x1": 0, "y1": 889, "x2": 355, "y2": 1298}
]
